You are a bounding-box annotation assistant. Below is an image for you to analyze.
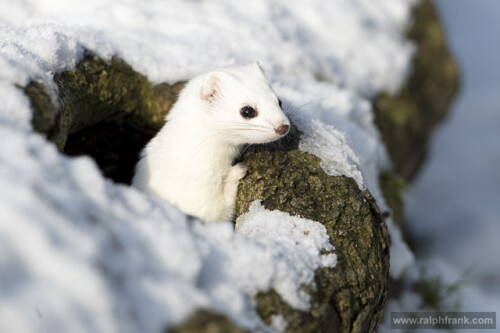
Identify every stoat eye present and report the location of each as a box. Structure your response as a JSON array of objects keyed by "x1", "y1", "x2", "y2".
[
  {"x1": 278, "y1": 99, "x2": 283, "y2": 108},
  {"x1": 240, "y1": 106, "x2": 258, "y2": 119}
]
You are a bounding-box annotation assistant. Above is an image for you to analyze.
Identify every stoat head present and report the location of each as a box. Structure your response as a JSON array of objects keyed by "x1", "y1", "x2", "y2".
[{"x1": 198, "y1": 62, "x2": 290, "y2": 145}]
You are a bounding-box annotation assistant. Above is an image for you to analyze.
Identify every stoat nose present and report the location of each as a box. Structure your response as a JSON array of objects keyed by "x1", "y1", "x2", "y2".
[{"x1": 275, "y1": 124, "x2": 290, "y2": 135}]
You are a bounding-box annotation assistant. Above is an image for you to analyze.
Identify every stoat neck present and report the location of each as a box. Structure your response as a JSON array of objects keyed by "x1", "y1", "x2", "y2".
[{"x1": 168, "y1": 116, "x2": 242, "y2": 174}]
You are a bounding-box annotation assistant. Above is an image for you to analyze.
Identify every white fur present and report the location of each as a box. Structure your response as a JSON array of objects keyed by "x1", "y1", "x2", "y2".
[{"x1": 133, "y1": 62, "x2": 290, "y2": 222}]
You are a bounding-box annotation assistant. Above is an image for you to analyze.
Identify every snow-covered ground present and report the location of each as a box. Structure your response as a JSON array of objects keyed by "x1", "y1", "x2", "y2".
[
  {"x1": 386, "y1": 1, "x2": 500, "y2": 332},
  {"x1": 0, "y1": 0, "x2": 416, "y2": 332}
]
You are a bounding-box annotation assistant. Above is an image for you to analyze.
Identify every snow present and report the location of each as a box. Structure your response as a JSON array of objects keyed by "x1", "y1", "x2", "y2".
[
  {"x1": 235, "y1": 201, "x2": 337, "y2": 310},
  {"x1": 0, "y1": 0, "x2": 417, "y2": 332},
  {"x1": 0, "y1": 130, "x2": 337, "y2": 332},
  {"x1": 269, "y1": 314, "x2": 288, "y2": 333},
  {"x1": 0, "y1": 81, "x2": 33, "y2": 129},
  {"x1": 0, "y1": 0, "x2": 415, "y2": 94},
  {"x1": 299, "y1": 119, "x2": 365, "y2": 190}
]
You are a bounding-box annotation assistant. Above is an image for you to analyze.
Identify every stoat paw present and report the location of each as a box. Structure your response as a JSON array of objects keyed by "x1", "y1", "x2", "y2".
[
  {"x1": 224, "y1": 163, "x2": 248, "y2": 204},
  {"x1": 232, "y1": 162, "x2": 248, "y2": 180}
]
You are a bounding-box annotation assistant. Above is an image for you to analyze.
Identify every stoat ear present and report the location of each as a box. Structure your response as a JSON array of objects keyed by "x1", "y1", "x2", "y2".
[
  {"x1": 200, "y1": 72, "x2": 223, "y2": 103},
  {"x1": 252, "y1": 61, "x2": 265, "y2": 75}
]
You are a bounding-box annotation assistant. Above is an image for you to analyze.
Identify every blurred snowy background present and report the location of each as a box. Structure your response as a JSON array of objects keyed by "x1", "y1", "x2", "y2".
[{"x1": 404, "y1": 0, "x2": 500, "y2": 324}]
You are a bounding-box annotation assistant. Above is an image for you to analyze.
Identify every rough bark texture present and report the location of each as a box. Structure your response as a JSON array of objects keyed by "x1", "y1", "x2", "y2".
[
  {"x1": 374, "y1": 0, "x2": 460, "y2": 181},
  {"x1": 236, "y1": 128, "x2": 390, "y2": 333}
]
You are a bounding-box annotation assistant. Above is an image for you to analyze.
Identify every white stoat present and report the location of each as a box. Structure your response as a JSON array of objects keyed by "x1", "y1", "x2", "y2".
[{"x1": 133, "y1": 62, "x2": 290, "y2": 222}]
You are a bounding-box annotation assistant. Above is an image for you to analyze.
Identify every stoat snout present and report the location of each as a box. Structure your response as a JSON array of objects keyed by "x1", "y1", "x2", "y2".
[{"x1": 275, "y1": 124, "x2": 289, "y2": 135}]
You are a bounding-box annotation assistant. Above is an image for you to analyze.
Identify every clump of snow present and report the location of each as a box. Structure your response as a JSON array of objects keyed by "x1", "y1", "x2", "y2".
[
  {"x1": 0, "y1": 81, "x2": 33, "y2": 130},
  {"x1": 269, "y1": 314, "x2": 288, "y2": 333},
  {"x1": 0, "y1": 0, "x2": 418, "y2": 331},
  {"x1": 0, "y1": 23, "x2": 82, "y2": 86},
  {"x1": 299, "y1": 119, "x2": 365, "y2": 189},
  {"x1": 235, "y1": 201, "x2": 337, "y2": 310}
]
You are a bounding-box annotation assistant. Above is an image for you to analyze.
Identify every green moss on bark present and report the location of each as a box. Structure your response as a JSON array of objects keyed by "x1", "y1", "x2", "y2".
[
  {"x1": 25, "y1": 81, "x2": 57, "y2": 134},
  {"x1": 51, "y1": 53, "x2": 184, "y2": 149},
  {"x1": 379, "y1": 170, "x2": 408, "y2": 230},
  {"x1": 236, "y1": 130, "x2": 390, "y2": 333}
]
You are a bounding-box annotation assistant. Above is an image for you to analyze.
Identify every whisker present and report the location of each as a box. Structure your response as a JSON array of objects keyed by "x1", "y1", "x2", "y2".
[
  {"x1": 285, "y1": 99, "x2": 322, "y2": 116},
  {"x1": 215, "y1": 120, "x2": 271, "y2": 131}
]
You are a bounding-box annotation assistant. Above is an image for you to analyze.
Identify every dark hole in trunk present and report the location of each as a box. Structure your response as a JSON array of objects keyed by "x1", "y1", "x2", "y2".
[{"x1": 64, "y1": 121, "x2": 153, "y2": 185}]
